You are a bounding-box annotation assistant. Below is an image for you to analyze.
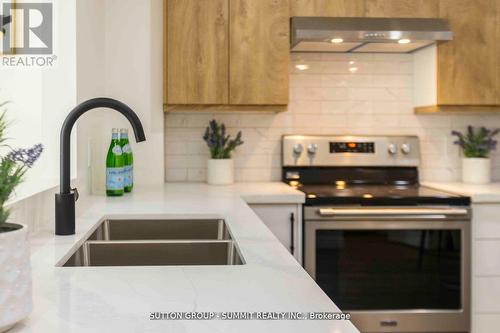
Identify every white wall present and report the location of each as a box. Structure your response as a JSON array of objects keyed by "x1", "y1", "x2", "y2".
[
  {"x1": 164, "y1": 53, "x2": 500, "y2": 183},
  {"x1": 413, "y1": 44, "x2": 437, "y2": 107},
  {"x1": 87, "y1": 0, "x2": 165, "y2": 193},
  {"x1": 74, "y1": 0, "x2": 106, "y2": 195},
  {"x1": 0, "y1": 0, "x2": 77, "y2": 202},
  {"x1": 6, "y1": 0, "x2": 104, "y2": 232},
  {"x1": 8, "y1": 0, "x2": 165, "y2": 233}
]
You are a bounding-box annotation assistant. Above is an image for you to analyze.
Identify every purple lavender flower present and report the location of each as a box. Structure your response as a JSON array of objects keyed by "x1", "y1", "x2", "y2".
[
  {"x1": 0, "y1": 109, "x2": 44, "y2": 225},
  {"x1": 203, "y1": 119, "x2": 243, "y2": 159},
  {"x1": 451, "y1": 126, "x2": 499, "y2": 158},
  {"x1": 7, "y1": 143, "x2": 43, "y2": 168}
]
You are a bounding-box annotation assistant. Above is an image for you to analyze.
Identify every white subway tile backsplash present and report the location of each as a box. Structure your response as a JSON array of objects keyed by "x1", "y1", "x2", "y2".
[
  {"x1": 322, "y1": 61, "x2": 371, "y2": 74},
  {"x1": 289, "y1": 74, "x2": 319, "y2": 88},
  {"x1": 348, "y1": 87, "x2": 401, "y2": 101},
  {"x1": 187, "y1": 142, "x2": 207, "y2": 155},
  {"x1": 288, "y1": 100, "x2": 323, "y2": 114},
  {"x1": 235, "y1": 168, "x2": 281, "y2": 182},
  {"x1": 371, "y1": 101, "x2": 413, "y2": 114},
  {"x1": 187, "y1": 168, "x2": 206, "y2": 182},
  {"x1": 321, "y1": 74, "x2": 373, "y2": 88},
  {"x1": 371, "y1": 61, "x2": 413, "y2": 74},
  {"x1": 165, "y1": 142, "x2": 187, "y2": 155},
  {"x1": 295, "y1": 114, "x2": 348, "y2": 128},
  {"x1": 371, "y1": 75, "x2": 413, "y2": 88},
  {"x1": 165, "y1": 168, "x2": 188, "y2": 182},
  {"x1": 165, "y1": 53, "x2": 500, "y2": 183},
  {"x1": 291, "y1": 87, "x2": 349, "y2": 101},
  {"x1": 347, "y1": 114, "x2": 400, "y2": 128}
]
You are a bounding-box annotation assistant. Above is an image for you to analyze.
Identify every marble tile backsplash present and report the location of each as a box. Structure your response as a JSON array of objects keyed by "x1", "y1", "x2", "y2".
[{"x1": 164, "y1": 53, "x2": 500, "y2": 183}]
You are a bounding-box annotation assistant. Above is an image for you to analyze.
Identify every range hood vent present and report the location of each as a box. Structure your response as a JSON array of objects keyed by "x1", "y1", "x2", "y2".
[{"x1": 291, "y1": 17, "x2": 453, "y2": 53}]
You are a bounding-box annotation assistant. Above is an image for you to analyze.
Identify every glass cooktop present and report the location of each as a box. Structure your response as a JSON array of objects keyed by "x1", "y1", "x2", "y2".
[{"x1": 294, "y1": 184, "x2": 470, "y2": 206}]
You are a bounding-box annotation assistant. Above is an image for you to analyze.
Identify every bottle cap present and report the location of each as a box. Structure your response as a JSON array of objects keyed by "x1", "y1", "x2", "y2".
[
  {"x1": 120, "y1": 128, "x2": 129, "y2": 133},
  {"x1": 112, "y1": 128, "x2": 119, "y2": 133}
]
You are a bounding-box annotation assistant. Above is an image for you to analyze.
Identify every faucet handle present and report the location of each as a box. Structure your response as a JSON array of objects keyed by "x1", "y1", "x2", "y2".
[{"x1": 72, "y1": 188, "x2": 79, "y2": 201}]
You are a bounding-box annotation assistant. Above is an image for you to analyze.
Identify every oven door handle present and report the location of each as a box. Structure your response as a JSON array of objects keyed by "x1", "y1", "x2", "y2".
[{"x1": 318, "y1": 207, "x2": 469, "y2": 218}]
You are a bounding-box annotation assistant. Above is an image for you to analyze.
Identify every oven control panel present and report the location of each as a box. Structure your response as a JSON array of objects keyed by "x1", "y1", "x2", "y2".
[
  {"x1": 283, "y1": 135, "x2": 420, "y2": 167},
  {"x1": 330, "y1": 141, "x2": 375, "y2": 153}
]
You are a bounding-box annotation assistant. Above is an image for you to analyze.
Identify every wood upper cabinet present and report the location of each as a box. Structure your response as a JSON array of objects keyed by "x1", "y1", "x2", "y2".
[
  {"x1": 165, "y1": 0, "x2": 289, "y2": 106},
  {"x1": 165, "y1": 0, "x2": 500, "y2": 108},
  {"x1": 290, "y1": 0, "x2": 439, "y2": 17},
  {"x1": 290, "y1": 0, "x2": 365, "y2": 16},
  {"x1": 166, "y1": 0, "x2": 229, "y2": 104},
  {"x1": 230, "y1": 0, "x2": 290, "y2": 105},
  {"x1": 365, "y1": 0, "x2": 439, "y2": 17},
  {"x1": 437, "y1": 0, "x2": 497, "y2": 105}
]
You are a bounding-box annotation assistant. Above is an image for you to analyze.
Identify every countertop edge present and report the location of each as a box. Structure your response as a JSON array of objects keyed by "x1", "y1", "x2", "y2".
[{"x1": 422, "y1": 181, "x2": 500, "y2": 204}]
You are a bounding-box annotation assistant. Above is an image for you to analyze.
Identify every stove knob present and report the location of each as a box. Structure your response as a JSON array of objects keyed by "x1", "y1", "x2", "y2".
[
  {"x1": 388, "y1": 143, "x2": 398, "y2": 155},
  {"x1": 293, "y1": 144, "x2": 303, "y2": 156},
  {"x1": 401, "y1": 143, "x2": 411, "y2": 155},
  {"x1": 307, "y1": 143, "x2": 318, "y2": 155}
]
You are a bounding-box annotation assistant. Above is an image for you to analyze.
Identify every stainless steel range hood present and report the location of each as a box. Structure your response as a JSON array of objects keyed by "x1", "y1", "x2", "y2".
[{"x1": 291, "y1": 17, "x2": 453, "y2": 53}]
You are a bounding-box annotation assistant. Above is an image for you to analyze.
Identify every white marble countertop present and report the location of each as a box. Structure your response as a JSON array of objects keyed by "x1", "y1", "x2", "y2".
[
  {"x1": 14, "y1": 182, "x2": 359, "y2": 333},
  {"x1": 423, "y1": 181, "x2": 500, "y2": 203}
]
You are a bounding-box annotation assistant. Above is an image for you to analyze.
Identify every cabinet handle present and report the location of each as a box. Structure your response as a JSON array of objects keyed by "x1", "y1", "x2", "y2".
[{"x1": 290, "y1": 212, "x2": 295, "y2": 254}]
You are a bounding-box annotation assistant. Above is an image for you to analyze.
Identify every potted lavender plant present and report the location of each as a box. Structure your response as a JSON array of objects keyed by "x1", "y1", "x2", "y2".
[
  {"x1": 452, "y1": 126, "x2": 499, "y2": 184},
  {"x1": 203, "y1": 119, "x2": 243, "y2": 185},
  {"x1": 0, "y1": 110, "x2": 43, "y2": 332}
]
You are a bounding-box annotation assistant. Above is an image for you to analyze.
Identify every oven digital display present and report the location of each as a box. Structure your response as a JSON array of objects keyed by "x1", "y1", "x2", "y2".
[{"x1": 330, "y1": 142, "x2": 375, "y2": 153}]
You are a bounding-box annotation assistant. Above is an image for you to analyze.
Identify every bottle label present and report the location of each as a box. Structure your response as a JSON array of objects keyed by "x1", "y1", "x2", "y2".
[
  {"x1": 106, "y1": 167, "x2": 124, "y2": 190},
  {"x1": 122, "y1": 144, "x2": 131, "y2": 154},
  {"x1": 124, "y1": 165, "x2": 133, "y2": 187},
  {"x1": 112, "y1": 145, "x2": 123, "y2": 155}
]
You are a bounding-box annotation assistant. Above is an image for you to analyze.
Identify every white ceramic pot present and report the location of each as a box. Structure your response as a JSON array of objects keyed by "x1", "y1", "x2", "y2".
[
  {"x1": 0, "y1": 224, "x2": 32, "y2": 332},
  {"x1": 462, "y1": 157, "x2": 491, "y2": 184},
  {"x1": 207, "y1": 159, "x2": 234, "y2": 185}
]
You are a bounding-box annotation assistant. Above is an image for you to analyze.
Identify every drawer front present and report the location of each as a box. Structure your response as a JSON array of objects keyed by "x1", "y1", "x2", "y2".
[{"x1": 473, "y1": 204, "x2": 500, "y2": 239}]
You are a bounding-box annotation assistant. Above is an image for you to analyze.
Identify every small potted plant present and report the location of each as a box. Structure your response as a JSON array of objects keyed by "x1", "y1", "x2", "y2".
[
  {"x1": 203, "y1": 119, "x2": 243, "y2": 185},
  {"x1": 452, "y1": 126, "x2": 499, "y2": 184},
  {"x1": 0, "y1": 110, "x2": 43, "y2": 332}
]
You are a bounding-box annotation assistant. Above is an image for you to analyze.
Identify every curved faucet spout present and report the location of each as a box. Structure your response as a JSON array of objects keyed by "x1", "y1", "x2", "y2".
[{"x1": 56, "y1": 97, "x2": 146, "y2": 235}]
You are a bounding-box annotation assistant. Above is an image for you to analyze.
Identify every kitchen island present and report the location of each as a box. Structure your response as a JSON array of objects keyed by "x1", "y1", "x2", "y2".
[{"x1": 13, "y1": 183, "x2": 359, "y2": 333}]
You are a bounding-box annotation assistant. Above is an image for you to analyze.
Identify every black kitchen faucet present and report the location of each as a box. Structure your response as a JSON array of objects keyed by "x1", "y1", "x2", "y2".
[{"x1": 55, "y1": 98, "x2": 146, "y2": 235}]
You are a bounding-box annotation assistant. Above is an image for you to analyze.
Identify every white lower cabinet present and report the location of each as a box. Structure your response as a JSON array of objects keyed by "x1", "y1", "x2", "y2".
[
  {"x1": 249, "y1": 204, "x2": 302, "y2": 263},
  {"x1": 472, "y1": 203, "x2": 500, "y2": 333},
  {"x1": 474, "y1": 314, "x2": 500, "y2": 333}
]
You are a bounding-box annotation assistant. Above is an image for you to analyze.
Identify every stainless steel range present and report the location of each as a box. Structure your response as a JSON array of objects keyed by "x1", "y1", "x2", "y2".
[{"x1": 282, "y1": 135, "x2": 471, "y2": 333}]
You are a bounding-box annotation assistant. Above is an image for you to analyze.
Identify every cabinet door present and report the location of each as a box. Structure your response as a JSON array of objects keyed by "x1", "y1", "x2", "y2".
[
  {"x1": 471, "y1": 204, "x2": 500, "y2": 330},
  {"x1": 365, "y1": 0, "x2": 439, "y2": 17},
  {"x1": 229, "y1": 0, "x2": 290, "y2": 105},
  {"x1": 166, "y1": 0, "x2": 229, "y2": 104},
  {"x1": 249, "y1": 204, "x2": 301, "y2": 261},
  {"x1": 290, "y1": 0, "x2": 365, "y2": 16},
  {"x1": 437, "y1": 0, "x2": 497, "y2": 105}
]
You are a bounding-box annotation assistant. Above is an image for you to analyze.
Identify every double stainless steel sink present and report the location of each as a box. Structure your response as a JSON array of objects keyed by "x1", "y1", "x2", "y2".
[{"x1": 62, "y1": 219, "x2": 244, "y2": 267}]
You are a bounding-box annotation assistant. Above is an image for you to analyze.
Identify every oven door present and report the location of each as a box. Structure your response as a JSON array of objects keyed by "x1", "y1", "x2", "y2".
[{"x1": 304, "y1": 207, "x2": 471, "y2": 333}]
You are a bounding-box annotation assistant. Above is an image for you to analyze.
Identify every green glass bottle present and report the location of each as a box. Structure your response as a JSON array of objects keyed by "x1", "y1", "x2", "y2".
[
  {"x1": 120, "y1": 128, "x2": 134, "y2": 192},
  {"x1": 106, "y1": 128, "x2": 124, "y2": 196}
]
